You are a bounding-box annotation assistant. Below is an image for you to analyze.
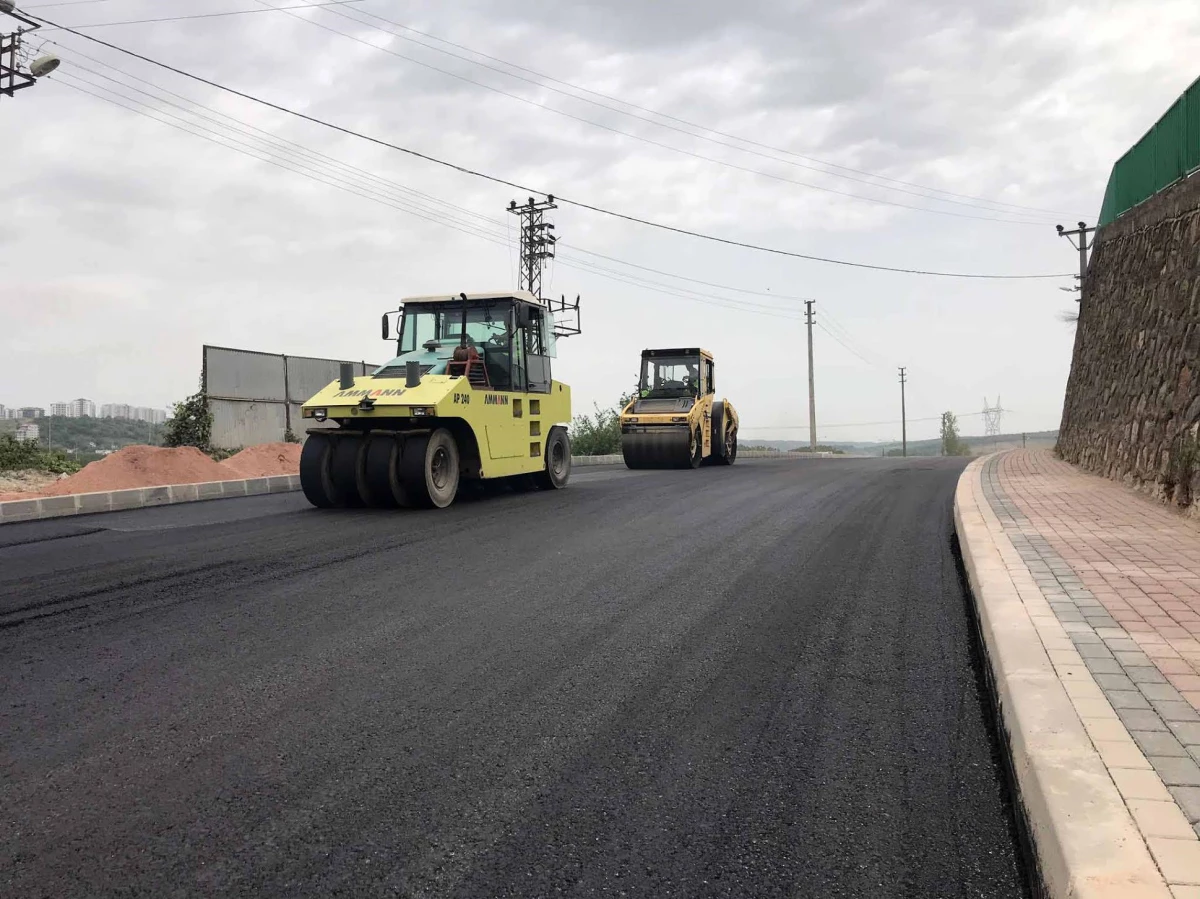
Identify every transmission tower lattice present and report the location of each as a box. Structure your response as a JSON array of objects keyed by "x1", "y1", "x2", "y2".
[
  {"x1": 508, "y1": 196, "x2": 557, "y2": 301},
  {"x1": 982, "y1": 397, "x2": 1004, "y2": 438}
]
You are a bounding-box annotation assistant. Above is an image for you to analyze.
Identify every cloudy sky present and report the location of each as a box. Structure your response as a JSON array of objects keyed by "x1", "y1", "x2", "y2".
[{"x1": 3, "y1": 0, "x2": 1197, "y2": 442}]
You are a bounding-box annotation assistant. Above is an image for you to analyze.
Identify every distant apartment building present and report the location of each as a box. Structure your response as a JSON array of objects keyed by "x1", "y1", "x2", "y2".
[
  {"x1": 100, "y1": 404, "x2": 167, "y2": 424},
  {"x1": 16, "y1": 407, "x2": 44, "y2": 419},
  {"x1": 138, "y1": 407, "x2": 168, "y2": 425},
  {"x1": 48, "y1": 399, "x2": 97, "y2": 418},
  {"x1": 15, "y1": 423, "x2": 39, "y2": 443},
  {"x1": 101, "y1": 403, "x2": 132, "y2": 419}
]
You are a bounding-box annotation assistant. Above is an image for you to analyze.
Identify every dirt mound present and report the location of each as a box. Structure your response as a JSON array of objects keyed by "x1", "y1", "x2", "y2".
[
  {"x1": 40, "y1": 445, "x2": 235, "y2": 497},
  {"x1": 219, "y1": 442, "x2": 302, "y2": 478}
]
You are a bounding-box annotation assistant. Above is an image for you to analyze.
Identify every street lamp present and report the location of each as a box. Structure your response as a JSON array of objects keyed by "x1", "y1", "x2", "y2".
[{"x1": 2, "y1": 0, "x2": 61, "y2": 99}]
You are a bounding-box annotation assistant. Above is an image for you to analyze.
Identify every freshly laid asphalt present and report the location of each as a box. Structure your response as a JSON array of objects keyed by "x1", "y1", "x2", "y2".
[{"x1": 0, "y1": 457, "x2": 1029, "y2": 898}]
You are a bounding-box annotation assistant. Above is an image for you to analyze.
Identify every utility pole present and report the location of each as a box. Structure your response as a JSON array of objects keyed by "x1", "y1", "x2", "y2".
[
  {"x1": 898, "y1": 367, "x2": 907, "y2": 458},
  {"x1": 805, "y1": 300, "x2": 816, "y2": 453},
  {"x1": 1, "y1": 3, "x2": 60, "y2": 100},
  {"x1": 508, "y1": 196, "x2": 557, "y2": 300},
  {"x1": 1056, "y1": 221, "x2": 1096, "y2": 310}
]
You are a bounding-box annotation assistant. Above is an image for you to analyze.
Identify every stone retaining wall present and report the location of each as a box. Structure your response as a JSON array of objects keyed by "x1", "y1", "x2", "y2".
[{"x1": 1057, "y1": 172, "x2": 1200, "y2": 516}]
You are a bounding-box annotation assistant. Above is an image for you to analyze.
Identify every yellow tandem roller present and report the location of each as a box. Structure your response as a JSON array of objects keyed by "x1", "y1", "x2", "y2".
[{"x1": 619, "y1": 347, "x2": 739, "y2": 470}]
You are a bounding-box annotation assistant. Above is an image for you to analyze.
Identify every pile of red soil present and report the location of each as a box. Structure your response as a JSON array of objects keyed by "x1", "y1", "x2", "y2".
[
  {"x1": 40, "y1": 445, "x2": 234, "y2": 497},
  {"x1": 219, "y1": 442, "x2": 302, "y2": 478}
]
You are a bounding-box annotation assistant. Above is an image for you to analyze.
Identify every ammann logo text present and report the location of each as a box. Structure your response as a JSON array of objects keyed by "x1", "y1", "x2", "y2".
[{"x1": 334, "y1": 388, "x2": 406, "y2": 399}]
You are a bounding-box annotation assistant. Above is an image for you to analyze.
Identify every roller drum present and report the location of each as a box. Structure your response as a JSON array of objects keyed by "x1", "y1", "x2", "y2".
[{"x1": 621, "y1": 426, "x2": 692, "y2": 469}]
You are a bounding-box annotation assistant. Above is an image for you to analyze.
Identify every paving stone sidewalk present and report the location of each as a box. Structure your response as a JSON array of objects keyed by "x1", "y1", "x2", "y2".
[{"x1": 984, "y1": 449, "x2": 1200, "y2": 893}]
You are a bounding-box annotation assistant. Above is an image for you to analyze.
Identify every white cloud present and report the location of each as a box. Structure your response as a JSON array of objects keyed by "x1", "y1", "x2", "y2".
[{"x1": 1, "y1": 0, "x2": 1195, "y2": 441}]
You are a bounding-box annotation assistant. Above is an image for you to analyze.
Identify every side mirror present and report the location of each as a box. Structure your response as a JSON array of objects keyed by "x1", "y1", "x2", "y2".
[
  {"x1": 516, "y1": 305, "x2": 533, "y2": 327},
  {"x1": 381, "y1": 313, "x2": 389, "y2": 340}
]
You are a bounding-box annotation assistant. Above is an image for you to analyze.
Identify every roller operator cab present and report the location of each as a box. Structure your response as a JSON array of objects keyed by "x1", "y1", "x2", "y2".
[
  {"x1": 299, "y1": 291, "x2": 576, "y2": 509},
  {"x1": 619, "y1": 348, "x2": 739, "y2": 469}
]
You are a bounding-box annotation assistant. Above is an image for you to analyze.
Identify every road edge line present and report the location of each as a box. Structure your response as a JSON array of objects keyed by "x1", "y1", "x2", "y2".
[{"x1": 954, "y1": 454, "x2": 1171, "y2": 899}]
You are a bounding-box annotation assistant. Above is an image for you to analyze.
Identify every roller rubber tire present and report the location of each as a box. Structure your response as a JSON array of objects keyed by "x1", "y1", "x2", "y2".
[
  {"x1": 686, "y1": 426, "x2": 703, "y2": 469},
  {"x1": 299, "y1": 433, "x2": 339, "y2": 508},
  {"x1": 363, "y1": 434, "x2": 409, "y2": 507},
  {"x1": 535, "y1": 427, "x2": 571, "y2": 489},
  {"x1": 330, "y1": 436, "x2": 368, "y2": 507},
  {"x1": 720, "y1": 425, "x2": 738, "y2": 465},
  {"x1": 706, "y1": 401, "x2": 727, "y2": 466},
  {"x1": 402, "y1": 427, "x2": 460, "y2": 509}
]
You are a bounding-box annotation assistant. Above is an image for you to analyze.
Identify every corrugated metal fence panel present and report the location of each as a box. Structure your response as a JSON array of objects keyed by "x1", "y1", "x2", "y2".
[
  {"x1": 204, "y1": 346, "x2": 287, "y2": 401},
  {"x1": 1099, "y1": 75, "x2": 1200, "y2": 227},
  {"x1": 204, "y1": 345, "x2": 381, "y2": 448},
  {"x1": 210, "y1": 399, "x2": 288, "y2": 448},
  {"x1": 285, "y1": 355, "x2": 377, "y2": 404}
]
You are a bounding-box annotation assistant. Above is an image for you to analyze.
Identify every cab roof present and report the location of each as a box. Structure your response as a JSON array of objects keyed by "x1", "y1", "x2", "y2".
[
  {"x1": 641, "y1": 347, "x2": 713, "y2": 359},
  {"x1": 401, "y1": 290, "x2": 542, "y2": 306}
]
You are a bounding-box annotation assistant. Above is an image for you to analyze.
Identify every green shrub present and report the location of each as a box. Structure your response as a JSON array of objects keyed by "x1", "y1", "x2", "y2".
[{"x1": 0, "y1": 435, "x2": 82, "y2": 475}]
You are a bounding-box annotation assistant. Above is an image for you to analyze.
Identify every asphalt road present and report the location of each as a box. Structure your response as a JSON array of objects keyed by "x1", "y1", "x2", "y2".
[{"x1": 0, "y1": 457, "x2": 1029, "y2": 898}]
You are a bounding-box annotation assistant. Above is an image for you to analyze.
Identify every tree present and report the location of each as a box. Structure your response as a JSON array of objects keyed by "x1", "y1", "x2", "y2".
[
  {"x1": 570, "y1": 391, "x2": 635, "y2": 456},
  {"x1": 940, "y1": 412, "x2": 972, "y2": 456},
  {"x1": 163, "y1": 386, "x2": 213, "y2": 451}
]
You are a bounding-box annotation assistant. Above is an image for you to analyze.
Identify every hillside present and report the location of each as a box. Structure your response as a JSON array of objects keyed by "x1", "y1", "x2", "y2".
[{"x1": 27, "y1": 416, "x2": 166, "y2": 454}]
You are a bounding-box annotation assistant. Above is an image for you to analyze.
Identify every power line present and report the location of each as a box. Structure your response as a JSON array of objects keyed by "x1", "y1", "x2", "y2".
[
  {"x1": 563, "y1": 244, "x2": 815, "y2": 301},
  {"x1": 48, "y1": 74, "x2": 810, "y2": 321},
  {"x1": 30, "y1": 17, "x2": 1073, "y2": 279},
  {"x1": 815, "y1": 320, "x2": 884, "y2": 369},
  {"x1": 336, "y1": 8, "x2": 1078, "y2": 219},
  {"x1": 50, "y1": 50, "x2": 819, "y2": 316},
  {"x1": 58, "y1": 52, "x2": 505, "y2": 231},
  {"x1": 23, "y1": 0, "x2": 131, "y2": 7},
  {"x1": 37, "y1": 1, "x2": 362, "y2": 31},
  {"x1": 259, "y1": 0, "x2": 1050, "y2": 227},
  {"x1": 51, "y1": 74, "x2": 520, "y2": 248}
]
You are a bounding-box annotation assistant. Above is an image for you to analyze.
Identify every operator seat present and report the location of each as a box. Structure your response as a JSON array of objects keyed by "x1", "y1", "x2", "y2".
[{"x1": 447, "y1": 344, "x2": 491, "y2": 389}]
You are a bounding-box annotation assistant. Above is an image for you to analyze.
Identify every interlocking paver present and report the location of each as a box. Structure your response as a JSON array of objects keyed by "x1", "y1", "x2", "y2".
[
  {"x1": 982, "y1": 450, "x2": 1200, "y2": 892},
  {"x1": 1135, "y1": 731, "x2": 1192, "y2": 758},
  {"x1": 1171, "y1": 723, "x2": 1200, "y2": 746}
]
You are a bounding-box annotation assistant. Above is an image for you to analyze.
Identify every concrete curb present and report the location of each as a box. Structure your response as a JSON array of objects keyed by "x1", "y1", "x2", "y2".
[
  {"x1": 954, "y1": 455, "x2": 1171, "y2": 898},
  {"x1": 0, "y1": 450, "x2": 808, "y2": 525},
  {"x1": 0, "y1": 475, "x2": 302, "y2": 525}
]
